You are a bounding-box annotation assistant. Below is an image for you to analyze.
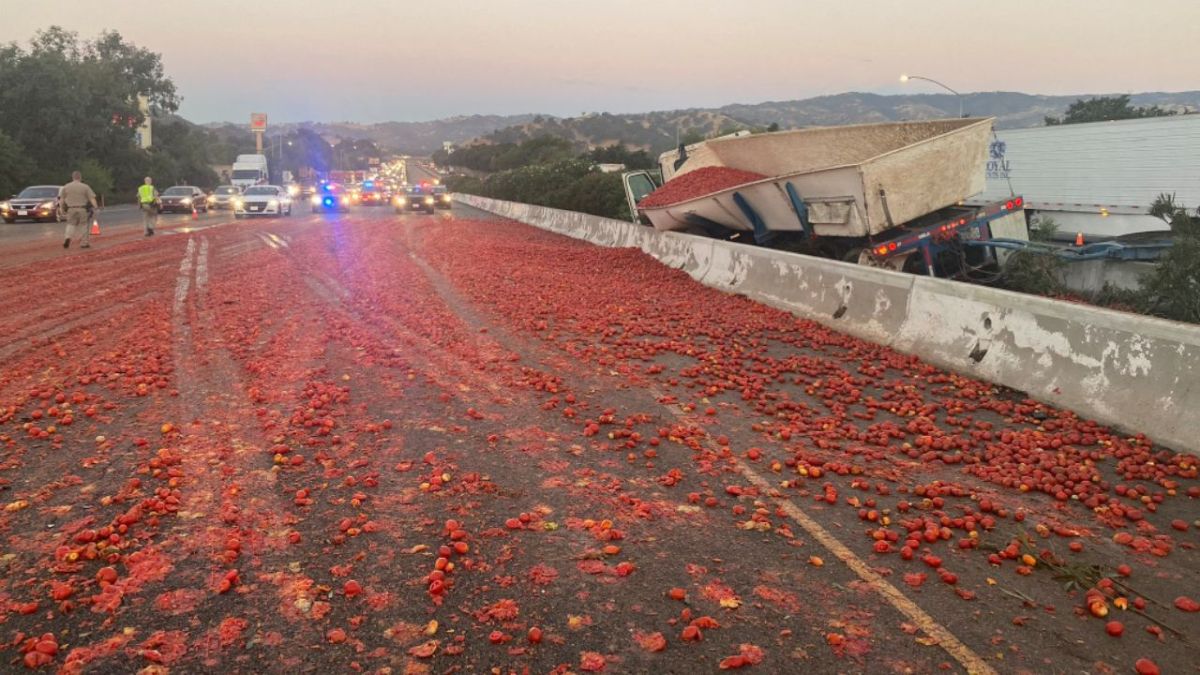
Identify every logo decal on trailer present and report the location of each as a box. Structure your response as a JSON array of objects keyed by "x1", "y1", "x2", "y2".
[{"x1": 987, "y1": 140, "x2": 1010, "y2": 179}]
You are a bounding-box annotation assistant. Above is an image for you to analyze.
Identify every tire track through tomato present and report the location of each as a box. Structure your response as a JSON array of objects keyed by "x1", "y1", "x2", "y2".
[{"x1": 396, "y1": 216, "x2": 995, "y2": 673}]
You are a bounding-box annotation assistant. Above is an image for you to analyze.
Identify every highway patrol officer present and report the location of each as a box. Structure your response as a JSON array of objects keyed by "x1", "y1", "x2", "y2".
[
  {"x1": 138, "y1": 176, "x2": 159, "y2": 236},
  {"x1": 58, "y1": 171, "x2": 98, "y2": 249}
]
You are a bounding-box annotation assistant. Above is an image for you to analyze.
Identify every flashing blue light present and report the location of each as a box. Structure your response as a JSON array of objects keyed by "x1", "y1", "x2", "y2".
[
  {"x1": 324, "y1": 197, "x2": 334, "y2": 206},
  {"x1": 364, "y1": 181, "x2": 374, "y2": 188},
  {"x1": 322, "y1": 184, "x2": 332, "y2": 191}
]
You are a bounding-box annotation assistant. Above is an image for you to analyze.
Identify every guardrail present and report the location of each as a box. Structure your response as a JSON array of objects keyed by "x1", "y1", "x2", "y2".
[{"x1": 456, "y1": 193, "x2": 1200, "y2": 453}]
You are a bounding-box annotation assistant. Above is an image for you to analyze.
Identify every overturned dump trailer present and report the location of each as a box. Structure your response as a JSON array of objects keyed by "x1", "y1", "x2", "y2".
[{"x1": 624, "y1": 119, "x2": 1030, "y2": 278}]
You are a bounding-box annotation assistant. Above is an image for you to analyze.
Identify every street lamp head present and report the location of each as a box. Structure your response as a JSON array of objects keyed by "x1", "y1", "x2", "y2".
[{"x1": 899, "y1": 74, "x2": 910, "y2": 83}]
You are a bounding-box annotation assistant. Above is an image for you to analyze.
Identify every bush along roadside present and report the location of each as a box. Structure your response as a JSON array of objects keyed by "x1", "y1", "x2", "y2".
[
  {"x1": 998, "y1": 195, "x2": 1200, "y2": 325},
  {"x1": 446, "y1": 158, "x2": 630, "y2": 221}
]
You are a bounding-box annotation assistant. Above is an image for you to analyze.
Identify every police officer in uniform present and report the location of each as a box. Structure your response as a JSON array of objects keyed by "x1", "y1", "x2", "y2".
[
  {"x1": 138, "y1": 176, "x2": 159, "y2": 236},
  {"x1": 58, "y1": 170, "x2": 98, "y2": 249}
]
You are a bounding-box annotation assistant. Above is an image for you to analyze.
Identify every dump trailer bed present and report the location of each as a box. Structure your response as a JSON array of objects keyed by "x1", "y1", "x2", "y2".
[{"x1": 640, "y1": 118, "x2": 993, "y2": 238}]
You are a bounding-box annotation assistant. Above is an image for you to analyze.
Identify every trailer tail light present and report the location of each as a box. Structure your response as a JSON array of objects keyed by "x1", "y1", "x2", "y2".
[
  {"x1": 888, "y1": 242, "x2": 897, "y2": 251},
  {"x1": 1005, "y1": 200, "x2": 1014, "y2": 210},
  {"x1": 1014, "y1": 197, "x2": 1023, "y2": 207},
  {"x1": 875, "y1": 245, "x2": 888, "y2": 256}
]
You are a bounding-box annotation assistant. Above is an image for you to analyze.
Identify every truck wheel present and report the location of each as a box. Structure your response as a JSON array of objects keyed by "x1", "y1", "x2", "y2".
[{"x1": 842, "y1": 247, "x2": 866, "y2": 264}]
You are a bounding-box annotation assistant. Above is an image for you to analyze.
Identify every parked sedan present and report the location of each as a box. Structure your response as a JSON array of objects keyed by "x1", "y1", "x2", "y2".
[
  {"x1": 1, "y1": 185, "x2": 63, "y2": 223},
  {"x1": 159, "y1": 186, "x2": 208, "y2": 214},
  {"x1": 234, "y1": 185, "x2": 293, "y2": 218}
]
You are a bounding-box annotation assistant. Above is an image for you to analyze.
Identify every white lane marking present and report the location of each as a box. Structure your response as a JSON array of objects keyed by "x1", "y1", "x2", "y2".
[
  {"x1": 266, "y1": 232, "x2": 289, "y2": 248},
  {"x1": 257, "y1": 232, "x2": 280, "y2": 250},
  {"x1": 196, "y1": 237, "x2": 209, "y2": 291},
  {"x1": 174, "y1": 238, "x2": 196, "y2": 315}
]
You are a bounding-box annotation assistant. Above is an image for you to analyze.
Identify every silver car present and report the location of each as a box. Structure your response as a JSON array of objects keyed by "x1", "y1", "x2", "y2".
[{"x1": 206, "y1": 185, "x2": 243, "y2": 211}]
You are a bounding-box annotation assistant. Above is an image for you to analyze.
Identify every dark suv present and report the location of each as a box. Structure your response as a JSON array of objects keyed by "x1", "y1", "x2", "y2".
[
  {"x1": 432, "y1": 185, "x2": 452, "y2": 210},
  {"x1": 395, "y1": 186, "x2": 436, "y2": 214}
]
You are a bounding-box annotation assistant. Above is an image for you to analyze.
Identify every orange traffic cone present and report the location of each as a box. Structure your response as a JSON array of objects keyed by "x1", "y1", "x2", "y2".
[
  {"x1": 1074, "y1": 232, "x2": 1084, "y2": 246},
  {"x1": 191, "y1": 208, "x2": 198, "y2": 220},
  {"x1": 90, "y1": 220, "x2": 100, "y2": 236}
]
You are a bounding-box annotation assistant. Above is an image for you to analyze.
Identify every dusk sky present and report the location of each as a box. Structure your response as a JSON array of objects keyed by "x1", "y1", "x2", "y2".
[{"x1": 4, "y1": 0, "x2": 1197, "y2": 124}]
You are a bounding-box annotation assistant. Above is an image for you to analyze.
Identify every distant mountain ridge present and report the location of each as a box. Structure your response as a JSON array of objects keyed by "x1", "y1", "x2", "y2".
[
  {"x1": 487, "y1": 91, "x2": 1200, "y2": 155},
  {"x1": 204, "y1": 91, "x2": 1200, "y2": 156},
  {"x1": 202, "y1": 114, "x2": 539, "y2": 156},
  {"x1": 717, "y1": 91, "x2": 1200, "y2": 130}
]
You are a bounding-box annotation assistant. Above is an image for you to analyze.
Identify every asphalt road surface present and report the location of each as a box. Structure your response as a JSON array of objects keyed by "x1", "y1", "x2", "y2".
[
  {"x1": 0, "y1": 199, "x2": 1195, "y2": 674},
  {"x1": 1, "y1": 204, "x2": 237, "y2": 269},
  {"x1": 405, "y1": 161, "x2": 440, "y2": 186}
]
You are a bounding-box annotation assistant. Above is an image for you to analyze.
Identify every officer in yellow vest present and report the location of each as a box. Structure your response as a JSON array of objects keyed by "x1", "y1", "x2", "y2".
[{"x1": 138, "y1": 176, "x2": 159, "y2": 236}]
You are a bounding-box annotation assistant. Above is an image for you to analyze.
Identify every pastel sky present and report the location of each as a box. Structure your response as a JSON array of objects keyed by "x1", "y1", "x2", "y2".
[{"x1": 3, "y1": 0, "x2": 1197, "y2": 123}]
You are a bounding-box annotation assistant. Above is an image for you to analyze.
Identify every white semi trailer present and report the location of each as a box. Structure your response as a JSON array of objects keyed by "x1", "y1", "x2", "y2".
[{"x1": 975, "y1": 114, "x2": 1200, "y2": 241}]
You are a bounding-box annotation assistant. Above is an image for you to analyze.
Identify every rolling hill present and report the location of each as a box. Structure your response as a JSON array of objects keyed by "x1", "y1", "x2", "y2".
[{"x1": 205, "y1": 91, "x2": 1200, "y2": 156}]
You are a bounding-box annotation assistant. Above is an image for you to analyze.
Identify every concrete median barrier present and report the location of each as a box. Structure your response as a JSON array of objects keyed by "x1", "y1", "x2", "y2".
[{"x1": 456, "y1": 194, "x2": 1200, "y2": 452}]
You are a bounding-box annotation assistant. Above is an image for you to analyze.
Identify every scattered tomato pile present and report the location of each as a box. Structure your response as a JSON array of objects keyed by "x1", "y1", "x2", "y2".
[
  {"x1": 637, "y1": 166, "x2": 768, "y2": 209},
  {"x1": 0, "y1": 212, "x2": 1194, "y2": 673},
  {"x1": 419, "y1": 216, "x2": 1200, "y2": 674}
]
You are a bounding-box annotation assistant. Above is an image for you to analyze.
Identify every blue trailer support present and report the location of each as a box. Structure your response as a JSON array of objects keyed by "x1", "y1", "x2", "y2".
[
  {"x1": 783, "y1": 182, "x2": 813, "y2": 240},
  {"x1": 732, "y1": 192, "x2": 776, "y2": 246}
]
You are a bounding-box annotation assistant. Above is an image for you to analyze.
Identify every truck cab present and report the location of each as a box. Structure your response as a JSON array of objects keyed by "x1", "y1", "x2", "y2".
[
  {"x1": 623, "y1": 131, "x2": 750, "y2": 222},
  {"x1": 231, "y1": 154, "x2": 269, "y2": 190}
]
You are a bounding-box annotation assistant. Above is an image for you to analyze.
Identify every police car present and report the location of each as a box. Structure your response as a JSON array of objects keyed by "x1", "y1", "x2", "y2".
[{"x1": 310, "y1": 183, "x2": 351, "y2": 213}]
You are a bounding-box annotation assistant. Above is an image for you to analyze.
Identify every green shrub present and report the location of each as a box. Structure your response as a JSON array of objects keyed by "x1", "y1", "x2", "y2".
[{"x1": 999, "y1": 249, "x2": 1066, "y2": 296}]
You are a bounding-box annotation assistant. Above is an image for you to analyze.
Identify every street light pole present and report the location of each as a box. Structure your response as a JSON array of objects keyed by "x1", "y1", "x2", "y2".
[{"x1": 900, "y1": 74, "x2": 965, "y2": 118}]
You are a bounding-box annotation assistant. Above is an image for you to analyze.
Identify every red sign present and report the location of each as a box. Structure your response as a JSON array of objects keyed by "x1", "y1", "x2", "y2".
[{"x1": 250, "y1": 113, "x2": 267, "y2": 130}]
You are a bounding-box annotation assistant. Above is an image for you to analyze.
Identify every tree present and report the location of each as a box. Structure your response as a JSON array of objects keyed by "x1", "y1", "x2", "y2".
[
  {"x1": 0, "y1": 27, "x2": 178, "y2": 195},
  {"x1": 1045, "y1": 95, "x2": 1175, "y2": 125},
  {"x1": 678, "y1": 129, "x2": 707, "y2": 146},
  {"x1": 78, "y1": 158, "x2": 114, "y2": 202},
  {"x1": 148, "y1": 119, "x2": 219, "y2": 189},
  {"x1": 0, "y1": 130, "x2": 32, "y2": 198},
  {"x1": 588, "y1": 144, "x2": 654, "y2": 170},
  {"x1": 1136, "y1": 194, "x2": 1200, "y2": 323}
]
